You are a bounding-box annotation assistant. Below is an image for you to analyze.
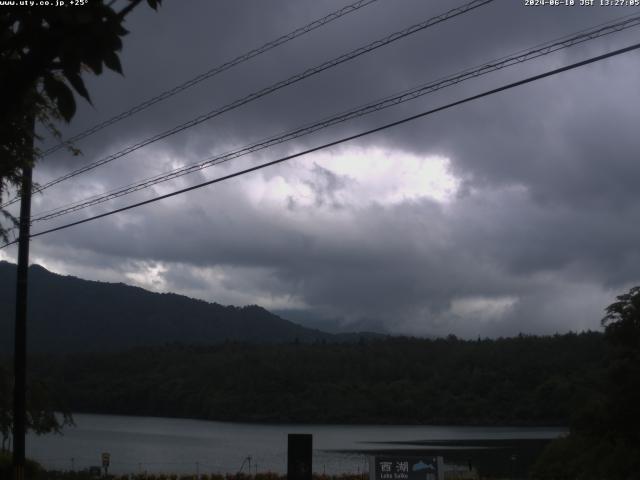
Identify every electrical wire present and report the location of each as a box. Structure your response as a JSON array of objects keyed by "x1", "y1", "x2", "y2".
[
  {"x1": 2, "y1": 40, "x2": 637, "y2": 249},
  {"x1": 1, "y1": 0, "x2": 494, "y2": 209},
  {"x1": 28, "y1": 13, "x2": 640, "y2": 223},
  {"x1": 38, "y1": 0, "x2": 381, "y2": 158}
]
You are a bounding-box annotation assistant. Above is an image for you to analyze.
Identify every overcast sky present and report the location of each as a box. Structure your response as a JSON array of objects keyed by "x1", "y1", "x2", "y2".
[{"x1": 2, "y1": 0, "x2": 640, "y2": 337}]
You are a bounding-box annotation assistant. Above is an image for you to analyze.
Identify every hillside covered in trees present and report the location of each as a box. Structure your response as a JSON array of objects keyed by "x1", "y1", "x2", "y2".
[
  {"x1": 0, "y1": 261, "x2": 380, "y2": 353},
  {"x1": 27, "y1": 333, "x2": 605, "y2": 426}
]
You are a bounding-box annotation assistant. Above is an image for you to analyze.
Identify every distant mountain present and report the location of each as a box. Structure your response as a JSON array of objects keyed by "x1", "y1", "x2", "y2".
[
  {"x1": 273, "y1": 308, "x2": 389, "y2": 336},
  {"x1": 0, "y1": 261, "x2": 340, "y2": 353}
]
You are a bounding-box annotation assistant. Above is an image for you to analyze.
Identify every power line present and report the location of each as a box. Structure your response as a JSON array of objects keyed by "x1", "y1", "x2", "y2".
[
  {"x1": 3, "y1": 0, "x2": 380, "y2": 208},
  {"x1": 2, "y1": 0, "x2": 494, "y2": 209},
  {"x1": 32, "y1": 11, "x2": 640, "y2": 219},
  {"x1": 3, "y1": 41, "x2": 637, "y2": 249},
  {"x1": 38, "y1": 0, "x2": 380, "y2": 158},
  {"x1": 28, "y1": 13, "x2": 640, "y2": 223}
]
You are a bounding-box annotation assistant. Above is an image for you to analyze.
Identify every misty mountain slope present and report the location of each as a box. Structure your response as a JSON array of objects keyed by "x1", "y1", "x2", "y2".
[{"x1": 0, "y1": 261, "x2": 334, "y2": 353}]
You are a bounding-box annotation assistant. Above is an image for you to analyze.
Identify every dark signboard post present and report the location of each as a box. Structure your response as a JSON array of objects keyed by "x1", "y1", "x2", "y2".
[
  {"x1": 287, "y1": 434, "x2": 312, "y2": 480},
  {"x1": 371, "y1": 456, "x2": 442, "y2": 480},
  {"x1": 101, "y1": 452, "x2": 110, "y2": 476}
]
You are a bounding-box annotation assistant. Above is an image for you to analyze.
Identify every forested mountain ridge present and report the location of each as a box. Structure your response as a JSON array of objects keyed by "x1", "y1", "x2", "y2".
[
  {"x1": 0, "y1": 261, "x2": 352, "y2": 352},
  {"x1": 30, "y1": 332, "x2": 605, "y2": 426},
  {"x1": 0, "y1": 262, "x2": 609, "y2": 425}
]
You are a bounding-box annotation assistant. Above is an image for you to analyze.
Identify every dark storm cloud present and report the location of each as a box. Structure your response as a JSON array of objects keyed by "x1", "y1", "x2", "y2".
[{"x1": 5, "y1": 0, "x2": 640, "y2": 337}]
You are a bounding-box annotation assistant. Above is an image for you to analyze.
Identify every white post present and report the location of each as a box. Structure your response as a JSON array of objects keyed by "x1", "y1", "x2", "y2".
[{"x1": 436, "y1": 456, "x2": 444, "y2": 480}]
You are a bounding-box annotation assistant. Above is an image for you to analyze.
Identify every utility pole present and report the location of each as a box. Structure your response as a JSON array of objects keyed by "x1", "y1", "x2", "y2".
[{"x1": 13, "y1": 125, "x2": 34, "y2": 480}]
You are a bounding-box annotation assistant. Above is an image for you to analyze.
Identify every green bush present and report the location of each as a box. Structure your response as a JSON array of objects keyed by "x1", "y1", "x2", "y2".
[
  {"x1": 531, "y1": 434, "x2": 640, "y2": 480},
  {"x1": 0, "y1": 451, "x2": 43, "y2": 480}
]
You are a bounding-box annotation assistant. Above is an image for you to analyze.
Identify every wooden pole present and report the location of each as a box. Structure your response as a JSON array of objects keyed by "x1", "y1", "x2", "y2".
[{"x1": 12, "y1": 160, "x2": 33, "y2": 480}]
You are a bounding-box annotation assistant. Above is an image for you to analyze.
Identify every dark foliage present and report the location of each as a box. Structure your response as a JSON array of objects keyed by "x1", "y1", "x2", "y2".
[
  {"x1": 24, "y1": 332, "x2": 605, "y2": 426},
  {"x1": 0, "y1": 466, "x2": 358, "y2": 480},
  {"x1": 0, "y1": 451, "x2": 42, "y2": 479},
  {"x1": 531, "y1": 286, "x2": 640, "y2": 479},
  {"x1": 0, "y1": 0, "x2": 161, "y2": 241},
  {"x1": 601, "y1": 286, "x2": 640, "y2": 445},
  {"x1": 0, "y1": 365, "x2": 73, "y2": 452}
]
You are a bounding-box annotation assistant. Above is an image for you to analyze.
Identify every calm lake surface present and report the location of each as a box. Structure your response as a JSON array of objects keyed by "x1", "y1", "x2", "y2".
[{"x1": 26, "y1": 414, "x2": 566, "y2": 475}]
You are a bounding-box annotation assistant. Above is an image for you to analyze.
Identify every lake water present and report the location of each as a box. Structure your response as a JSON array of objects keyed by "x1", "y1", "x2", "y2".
[{"x1": 25, "y1": 414, "x2": 566, "y2": 475}]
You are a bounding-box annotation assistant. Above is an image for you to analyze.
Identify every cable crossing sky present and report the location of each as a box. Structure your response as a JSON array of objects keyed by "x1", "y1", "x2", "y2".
[
  {"x1": 38, "y1": 0, "x2": 380, "y2": 158},
  {"x1": 3, "y1": 40, "x2": 638, "y2": 249},
  {"x1": 28, "y1": 13, "x2": 640, "y2": 224},
  {"x1": 3, "y1": 0, "x2": 494, "y2": 209}
]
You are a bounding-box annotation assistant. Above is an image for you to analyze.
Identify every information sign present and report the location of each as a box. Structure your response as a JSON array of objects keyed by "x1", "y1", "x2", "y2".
[{"x1": 371, "y1": 456, "x2": 441, "y2": 480}]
